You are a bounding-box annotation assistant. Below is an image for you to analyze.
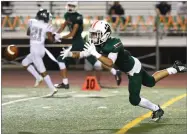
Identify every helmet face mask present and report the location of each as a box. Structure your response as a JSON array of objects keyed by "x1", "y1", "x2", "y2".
[
  {"x1": 89, "y1": 30, "x2": 102, "y2": 45},
  {"x1": 88, "y1": 21, "x2": 111, "y2": 46},
  {"x1": 67, "y1": 4, "x2": 76, "y2": 12},
  {"x1": 48, "y1": 12, "x2": 53, "y2": 23},
  {"x1": 36, "y1": 9, "x2": 51, "y2": 23}
]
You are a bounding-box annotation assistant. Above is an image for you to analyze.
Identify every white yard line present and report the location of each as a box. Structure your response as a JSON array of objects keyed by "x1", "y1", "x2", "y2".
[{"x1": 2, "y1": 91, "x2": 76, "y2": 106}]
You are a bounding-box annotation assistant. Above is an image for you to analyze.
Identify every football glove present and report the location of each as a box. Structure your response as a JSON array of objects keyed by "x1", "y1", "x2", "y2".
[
  {"x1": 60, "y1": 46, "x2": 72, "y2": 59},
  {"x1": 84, "y1": 42, "x2": 101, "y2": 58}
]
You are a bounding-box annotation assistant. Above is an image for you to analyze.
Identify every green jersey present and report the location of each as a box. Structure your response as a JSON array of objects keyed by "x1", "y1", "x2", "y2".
[
  {"x1": 64, "y1": 12, "x2": 83, "y2": 39},
  {"x1": 96, "y1": 37, "x2": 135, "y2": 72},
  {"x1": 64, "y1": 12, "x2": 84, "y2": 51}
]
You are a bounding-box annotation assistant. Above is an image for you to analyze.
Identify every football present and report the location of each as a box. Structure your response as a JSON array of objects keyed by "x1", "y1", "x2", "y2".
[{"x1": 4, "y1": 45, "x2": 19, "y2": 61}]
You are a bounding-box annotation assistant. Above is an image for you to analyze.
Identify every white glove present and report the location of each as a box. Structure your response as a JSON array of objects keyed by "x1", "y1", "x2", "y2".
[
  {"x1": 60, "y1": 46, "x2": 72, "y2": 59},
  {"x1": 79, "y1": 50, "x2": 91, "y2": 58},
  {"x1": 54, "y1": 32, "x2": 61, "y2": 42},
  {"x1": 83, "y1": 50, "x2": 91, "y2": 57},
  {"x1": 84, "y1": 42, "x2": 101, "y2": 58}
]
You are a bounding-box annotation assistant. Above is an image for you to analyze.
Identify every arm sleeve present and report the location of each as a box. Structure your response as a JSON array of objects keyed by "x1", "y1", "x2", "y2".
[{"x1": 108, "y1": 52, "x2": 118, "y2": 63}]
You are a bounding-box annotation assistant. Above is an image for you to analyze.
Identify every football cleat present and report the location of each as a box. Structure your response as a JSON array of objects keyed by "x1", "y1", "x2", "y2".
[
  {"x1": 34, "y1": 77, "x2": 43, "y2": 88},
  {"x1": 173, "y1": 60, "x2": 187, "y2": 73},
  {"x1": 151, "y1": 105, "x2": 164, "y2": 122},
  {"x1": 115, "y1": 70, "x2": 122, "y2": 86},
  {"x1": 46, "y1": 88, "x2": 58, "y2": 97},
  {"x1": 54, "y1": 83, "x2": 69, "y2": 89}
]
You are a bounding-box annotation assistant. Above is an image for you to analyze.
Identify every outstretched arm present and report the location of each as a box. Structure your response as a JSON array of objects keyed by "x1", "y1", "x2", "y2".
[
  {"x1": 62, "y1": 24, "x2": 79, "y2": 39},
  {"x1": 57, "y1": 21, "x2": 67, "y2": 33},
  {"x1": 60, "y1": 46, "x2": 90, "y2": 60},
  {"x1": 54, "y1": 22, "x2": 79, "y2": 42},
  {"x1": 27, "y1": 28, "x2": 30, "y2": 36},
  {"x1": 60, "y1": 45, "x2": 115, "y2": 72},
  {"x1": 97, "y1": 56, "x2": 114, "y2": 67},
  {"x1": 84, "y1": 42, "x2": 118, "y2": 67},
  {"x1": 47, "y1": 32, "x2": 55, "y2": 43},
  {"x1": 97, "y1": 52, "x2": 118, "y2": 67}
]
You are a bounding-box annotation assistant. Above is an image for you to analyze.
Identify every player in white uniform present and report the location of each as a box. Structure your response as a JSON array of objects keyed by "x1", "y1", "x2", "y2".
[{"x1": 22, "y1": 9, "x2": 58, "y2": 97}]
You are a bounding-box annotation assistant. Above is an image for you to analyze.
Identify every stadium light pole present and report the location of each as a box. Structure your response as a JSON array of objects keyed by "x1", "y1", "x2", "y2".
[
  {"x1": 50, "y1": 2, "x2": 53, "y2": 15},
  {"x1": 155, "y1": 15, "x2": 160, "y2": 71},
  {"x1": 106, "y1": 1, "x2": 109, "y2": 15}
]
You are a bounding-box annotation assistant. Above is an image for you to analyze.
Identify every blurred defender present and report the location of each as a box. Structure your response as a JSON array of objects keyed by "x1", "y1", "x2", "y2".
[
  {"x1": 54, "y1": 1, "x2": 122, "y2": 89},
  {"x1": 22, "y1": 9, "x2": 57, "y2": 97},
  {"x1": 61, "y1": 20, "x2": 187, "y2": 121}
]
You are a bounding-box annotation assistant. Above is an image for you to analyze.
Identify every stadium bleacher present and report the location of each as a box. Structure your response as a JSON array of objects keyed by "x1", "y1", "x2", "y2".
[
  {"x1": 4, "y1": 1, "x2": 181, "y2": 17},
  {"x1": 2, "y1": 1, "x2": 186, "y2": 36},
  {"x1": 1, "y1": 1, "x2": 186, "y2": 70}
]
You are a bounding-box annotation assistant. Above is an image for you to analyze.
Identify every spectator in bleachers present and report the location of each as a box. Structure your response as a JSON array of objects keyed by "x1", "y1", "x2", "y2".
[
  {"x1": 108, "y1": 1, "x2": 125, "y2": 30},
  {"x1": 176, "y1": 2, "x2": 187, "y2": 16},
  {"x1": 154, "y1": 2, "x2": 172, "y2": 31},
  {"x1": 176, "y1": 2, "x2": 187, "y2": 32},
  {"x1": 2, "y1": 1, "x2": 13, "y2": 16},
  {"x1": 155, "y1": 2, "x2": 171, "y2": 16}
]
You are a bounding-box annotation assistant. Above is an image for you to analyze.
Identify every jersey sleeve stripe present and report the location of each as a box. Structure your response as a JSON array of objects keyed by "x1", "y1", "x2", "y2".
[
  {"x1": 114, "y1": 42, "x2": 123, "y2": 48},
  {"x1": 47, "y1": 24, "x2": 52, "y2": 29}
]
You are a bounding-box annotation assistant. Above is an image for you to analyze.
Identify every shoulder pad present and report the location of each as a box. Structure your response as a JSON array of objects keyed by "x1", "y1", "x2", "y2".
[
  {"x1": 109, "y1": 37, "x2": 122, "y2": 46},
  {"x1": 28, "y1": 19, "x2": 37, "y2": 27}
]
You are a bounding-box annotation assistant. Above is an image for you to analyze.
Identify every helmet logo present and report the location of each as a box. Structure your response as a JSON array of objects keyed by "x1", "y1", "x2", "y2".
[
  {"x1": 104, "y1": 24, "x2": 110, "y2": 30},
  {"x1": 41, "y1": 13, "x2": 47, "y2": 17}
]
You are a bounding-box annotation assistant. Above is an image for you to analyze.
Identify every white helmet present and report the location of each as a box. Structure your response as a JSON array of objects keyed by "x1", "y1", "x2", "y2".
[
  {"x1": 65, "y1": 1, "x2": 78, "y2": 13},
  {"x1": 88, "y1": 20, "x2": 112, "y2": 45}
]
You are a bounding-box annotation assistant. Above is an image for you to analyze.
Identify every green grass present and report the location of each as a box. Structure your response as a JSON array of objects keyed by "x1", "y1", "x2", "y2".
[{"x1": 2, "y1": 87, "x2": 187, "y2": 134}]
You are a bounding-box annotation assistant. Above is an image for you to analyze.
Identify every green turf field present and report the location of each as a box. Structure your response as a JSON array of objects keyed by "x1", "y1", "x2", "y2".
[{"x1": 2, "y1": 87, "x2": 187, "y2": 134}]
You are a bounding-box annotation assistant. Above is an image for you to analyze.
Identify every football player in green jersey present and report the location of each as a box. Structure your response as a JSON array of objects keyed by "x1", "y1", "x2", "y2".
[
  {"x1": 54, "y1": 2, "x2": 121, "y2": 89},
  {"x1": 61, "y1": 20, "x2": 187, "y2": 121},
  {"x1": 54, "y1": 1, "x2": 83, "y2": 89},
  {"x1": 83, "y1": 32, "x2": 122, "y2": 86}
]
